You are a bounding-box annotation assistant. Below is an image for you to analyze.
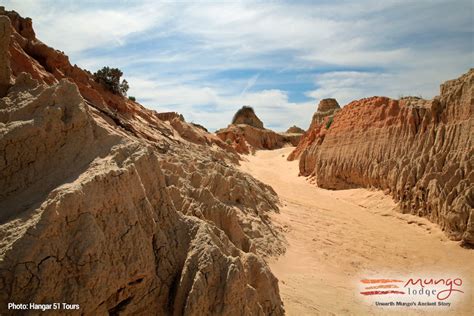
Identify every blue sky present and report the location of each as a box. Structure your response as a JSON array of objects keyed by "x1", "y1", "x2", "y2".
[{"x1": 4, "y1": 0, "x2": 473, "y2": 131}]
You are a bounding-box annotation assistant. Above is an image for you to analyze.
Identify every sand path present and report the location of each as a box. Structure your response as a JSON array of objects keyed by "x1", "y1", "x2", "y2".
[{"x1": 239, "y1": 147, "x2": 473, "y2": 315}]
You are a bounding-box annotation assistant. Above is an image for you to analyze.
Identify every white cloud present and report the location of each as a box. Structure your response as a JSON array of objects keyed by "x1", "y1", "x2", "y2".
[
  {"x1": 4, "y1": 0, "x2": 168, "y2": 54},
  {"x1": 3, "y1": 0, "x2": 472, "y2": 132},
  {"x1": 240, "y1": 73, "x2": 260, "y2": 96},
  {"x1": 306, "y1": 71, "x2": 397, "y2": 106}
]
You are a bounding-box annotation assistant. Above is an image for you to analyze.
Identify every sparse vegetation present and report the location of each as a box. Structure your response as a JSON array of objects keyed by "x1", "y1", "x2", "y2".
[
  {"x1": 399, "y1": 94, "x2": 423, "y2": 100},
  {"x1": 326, "y1": 116, "x2": 334, "y2": 129},
  {"x1": 93, "y1": 66, "x2": 129, "y2": 96},
  {"x1": 225, "y1": 139, "x2": 232, "y2": 145},
  {"x1": 128, "y1": 96, "x2": 136, "y2": 102}
]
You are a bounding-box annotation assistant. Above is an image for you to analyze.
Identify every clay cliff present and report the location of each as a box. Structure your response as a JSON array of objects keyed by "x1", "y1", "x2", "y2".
[
  {"x1": 217, "y1": 106, "x2": 302, "y2": 154},
  {"x1": 0, "y1": 9, "x2": 285, "y2": 315},
  {"x1": 294, "y1": 71, "x2": 473, "y2": 246},
  {"x1": 287, "y1": 98, "x2": 340, "y2": 161}
]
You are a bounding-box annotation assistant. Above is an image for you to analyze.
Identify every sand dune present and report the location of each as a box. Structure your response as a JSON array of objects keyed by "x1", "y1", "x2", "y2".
[{"x1": 240, "y1": 147, "x2": 474, "y2": 315}]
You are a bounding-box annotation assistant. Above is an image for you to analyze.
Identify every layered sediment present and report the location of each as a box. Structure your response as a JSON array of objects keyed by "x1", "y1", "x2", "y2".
[
  {"x1": 288, "y1": 98, "x2": 340, "y2": 161},
  {"x1": 0, "y1": 9, "x2": 284, "y2": 315},
  {"x1": 217, "y1": 106, "x2": 301, "y2": 154},
  {"x1": 217, "y1": 124, "x2": 300, "y2": 154},
  {"x1": 295, "y1": 71, "x2": 473, "y2": 245}
]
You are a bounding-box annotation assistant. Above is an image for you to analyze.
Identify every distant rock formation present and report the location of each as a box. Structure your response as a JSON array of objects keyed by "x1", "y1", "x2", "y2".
[
  {"x1": 232, "y1": 105, "x2": 264, "y2": 129},
  {"x1": 286, "y1": 125, "x2": 305, "y2": 134},
  {"x1": 312, "y1": 98, "x2": 340, "y2": 124},
  {"x1": 316, "y1": 98, "x2": 339, "y2": 113},
  {"x1": 154, "y1": 111, "x2": 229, "y2": 151},
  {"x1": 288, "y1": 98, "x2": 340, "y2": 161},
  {"x1": 217, "y1": 106, "x2": 301, "y2": 154},
  {"x1": 155, "y1": 111, "x2": 185, "y2": 122},
  {"x1": 0, "y1": 9, "x2": 285, "y2": 314},
  {"x1": 217, "y1": 124, "x2": 300, "y2": 154},
  {"x1": 294, "y1": 70, "x2": 473, "y2": 246}
]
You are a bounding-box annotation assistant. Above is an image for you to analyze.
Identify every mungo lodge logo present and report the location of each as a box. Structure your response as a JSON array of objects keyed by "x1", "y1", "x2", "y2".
[{"x1": 358, "y1": 275, "x2": 467, "y2": 309}]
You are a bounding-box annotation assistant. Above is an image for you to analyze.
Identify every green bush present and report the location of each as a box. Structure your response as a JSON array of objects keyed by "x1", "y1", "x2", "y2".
[
  {"x1": 93, "y1": 66, "x2": 129, "y2": 96},
  {"x1": 128, "y1": 96, "x2": 136, "y2": 102},
  {"x1": 325, "y1": 116, "x2": 334, "y2": 129}
]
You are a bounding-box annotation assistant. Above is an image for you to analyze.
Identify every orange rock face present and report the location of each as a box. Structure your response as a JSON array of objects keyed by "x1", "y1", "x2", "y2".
[
  {"x1": 297, "y1": 70, "x2": 473, "y2": 245},
  {"x1": 3, "y1": 7, "x2": 237, "y2": 157},
  {"x1": 155, "y1": 111, "x2": 185, "y2": 122},
  {"x1": 3, "y1": 7, "x2": 153, "y2": 117},
  {"x1": 288, "y1": 98, "x2": 340, "y2": 161},
  {"x1": 217, "y1": 124, "x2": 301, "y2": 154}
]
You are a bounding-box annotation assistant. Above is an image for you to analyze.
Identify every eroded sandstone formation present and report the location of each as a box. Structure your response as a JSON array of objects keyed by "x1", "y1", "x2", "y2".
[
  {"x1": 217, "y1": 107, "x2": 302, "y2": 154},
  {"x1": 288, "y1": 98, "x2": 340, "y2": 161},
  {"x1": 0, "y1": 9, "x2": 284, "y2": 315},
  {"x1": 157, "y1": 111, "x2": 237, "y2": 155},
  {"x1": 231, "y1": 106, "x2": 264, "y2": 129},
  {"x1": 285, "y1": 125, "x2": 305, "y2": 134},
  {"x1": 296, "y1": 71, "x2": 473, "y2": 245},
  {"x1": 216, "y1": 124, "x2": 299, "y2": 154}
]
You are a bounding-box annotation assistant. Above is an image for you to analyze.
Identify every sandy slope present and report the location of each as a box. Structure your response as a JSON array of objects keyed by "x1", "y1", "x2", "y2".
[{"x1": 240, "y1": 147, "x2": 474, "y2": 315}]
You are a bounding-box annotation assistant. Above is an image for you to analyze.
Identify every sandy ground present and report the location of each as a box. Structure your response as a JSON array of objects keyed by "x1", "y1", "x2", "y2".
[{"x1": 239, "y1": 147, "x2": 474, "y2": 316}]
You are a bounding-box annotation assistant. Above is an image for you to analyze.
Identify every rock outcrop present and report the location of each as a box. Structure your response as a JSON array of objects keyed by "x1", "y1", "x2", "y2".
[
  {"x1": 216, "y1": 124, "x2": 299, "y2": 154},
  {"x1": 315, "y1": 98, "x2": 339, "y2": 113},
  {"x1": 296, "y1": 71, "x2": 473, "y2": 245},
  {"x1": 217, "y1": 107, "x2": 302, "y2": 154},
  {"x1": 0, "y1": 9, "x2": 285, "y2": 314},
  {"x1": 156, "y1": 111, "x2": 237, "y2": 156},
  {"x1": 285, "y1": 125, "x2": 305, "y2": 134},
  {"x1": 232, "y1": 106, "x2": 264, "y2": 129},
  {"x1": 311, "y1": 98, "x2": 340, "y2": 124},
  {"x1": 288, "y1": 98, "x2": 340, "y2": 161}
]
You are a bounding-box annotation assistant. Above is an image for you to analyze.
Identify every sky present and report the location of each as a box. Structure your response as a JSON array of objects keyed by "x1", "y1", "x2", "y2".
[{"x1": 3, "y1": 0, "x2": 473, "y2": 131}]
